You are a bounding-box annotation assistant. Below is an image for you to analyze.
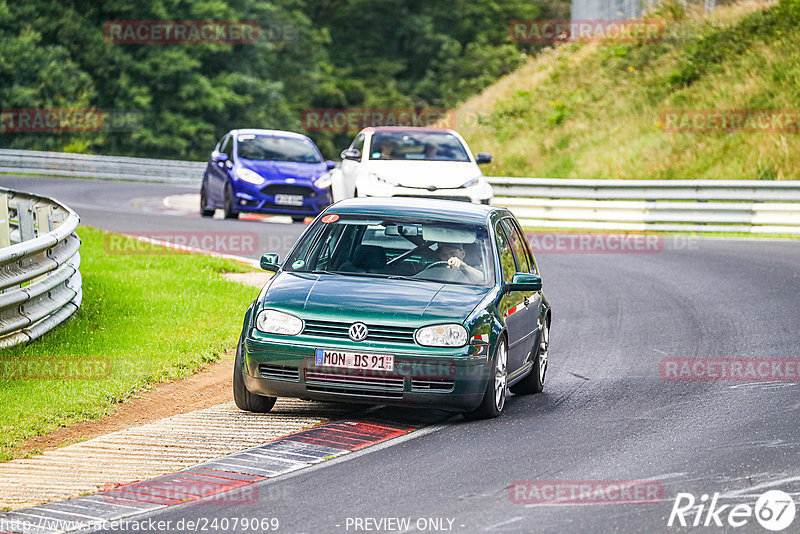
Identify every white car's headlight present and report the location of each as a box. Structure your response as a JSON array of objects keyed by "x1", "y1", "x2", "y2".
[
  {"x1": 369, "y1": 172, "x2": 399, "y2": 187},
  {"x1": 237, "y1": 167, "x2": 265, "y2": 185},
  {"x1": 460, "y1": 176, "x2": 483, "y2": 188},
  {"x1": 314, "y1": 172, "x2": 332, "y2": 189},
  {"x1": 256, "y1": 309, "x2": 304, "y2": 335},
  {"x1": 415, "y1": 324, "x2": 468, "y2": 347}
]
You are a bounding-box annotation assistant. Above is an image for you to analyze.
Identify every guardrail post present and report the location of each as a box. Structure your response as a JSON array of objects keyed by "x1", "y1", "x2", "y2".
[
  {"x1": 0, "y1": 194, "x2": 9, "y2": 249},
  {"x1": 18, "y1": 199, "x2": 36, "y2": 242}
]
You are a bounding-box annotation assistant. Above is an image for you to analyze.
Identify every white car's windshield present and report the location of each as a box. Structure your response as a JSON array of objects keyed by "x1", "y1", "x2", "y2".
[
  {"x1": 285, "y1": 216, "x2": 494, "y2": 286},
  {"x1": 369, "y1": 132, "x2": 471, "y2": 162}
]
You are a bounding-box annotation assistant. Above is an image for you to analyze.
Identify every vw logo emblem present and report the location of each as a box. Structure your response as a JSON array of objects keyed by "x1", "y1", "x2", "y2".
[{"x1": 348, "y1": 322, "x2": 368, "y2": 342}]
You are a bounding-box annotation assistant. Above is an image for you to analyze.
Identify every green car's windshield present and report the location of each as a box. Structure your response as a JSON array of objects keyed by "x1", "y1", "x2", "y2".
[{"x1": 285, "y1": 216, "x2": 495, "y2": 287}]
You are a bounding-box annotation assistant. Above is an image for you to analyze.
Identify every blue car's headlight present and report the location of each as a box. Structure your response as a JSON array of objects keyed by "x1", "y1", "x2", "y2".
[
  {"x1": 415, "y1": 324, "x2": 468, "y2": 347},
  {"x1": 314, "y1": 172, "x2": 332, "y2": 189},
  {"x1": 236, "y1": 167, "x2": 265, "y2": 185},
  {"x1": 256, "y1": 309, "x2": 304, "y2": 335}
]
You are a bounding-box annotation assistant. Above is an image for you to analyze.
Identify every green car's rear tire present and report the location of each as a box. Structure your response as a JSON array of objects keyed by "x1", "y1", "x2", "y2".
[
  {"x1": 463, "y1": 337, "x2": 507, "y2": 420},
  {"x1": 233, "y1": 336, "x2": 277, "y2": 413},
  {"x1": 510, "y1": 320, "x2": 548, "y2": 395}
]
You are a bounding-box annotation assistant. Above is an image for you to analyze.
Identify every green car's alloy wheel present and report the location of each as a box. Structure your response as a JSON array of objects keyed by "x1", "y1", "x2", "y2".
[
  {"x1": 200, "y1": 186, "x2": 215, "y2": 217},
  {"x1": 224, "y1": 182, "x2": 239, "y2": 219},
  {"x1": 464, "y1": 337, "x2": 508, "y2": 420},
  {"x1": 510, "y1": 320, "x2": 548, "y2": 395},
  {"x1": 233, "y1": 336, "x2": 276, "y2": 413}
]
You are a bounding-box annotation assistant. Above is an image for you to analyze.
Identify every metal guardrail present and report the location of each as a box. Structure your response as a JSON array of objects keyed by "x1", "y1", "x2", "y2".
[
  {"x1": 0, "y1": 149, "x2": 204, "y2": 186},
  {"x1": 489, "y1": 178, "x2": 800, "y2": 234},
  {"x1": 2, "y1": 148, "x2": 799, "y2": 234},
  {"x1": 0, "y1": 188, "x2": 81, "y2": 347}
]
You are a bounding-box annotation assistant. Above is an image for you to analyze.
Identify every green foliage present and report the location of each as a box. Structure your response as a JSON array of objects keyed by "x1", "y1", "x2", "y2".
[{"x1": 0, "y1": 0, "x2": 569, "y2": 160}]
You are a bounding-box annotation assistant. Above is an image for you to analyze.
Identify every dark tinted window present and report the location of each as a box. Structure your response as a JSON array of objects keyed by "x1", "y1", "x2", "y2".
[
  {"x1": 285, "y1": 216, "x2": 494, "y2": 287},
  {"x1": 495, "y1": 221, "x2": 516, "y2": 284},
  {"x1": 501, "y1": 218, "x2": 531, "y2": 274},
  {"x1": 237, "y1": 134, "x2": 322, "y2": 163},
  {"x1": 220, "y1": 135, "x2": 232, "y2": 156},
  {"x1": 368, "y1": 131, "x2": 470, "y2": 162},
  {"x1": 351, "y1": 134, "x2": 365, "y2": 152}
]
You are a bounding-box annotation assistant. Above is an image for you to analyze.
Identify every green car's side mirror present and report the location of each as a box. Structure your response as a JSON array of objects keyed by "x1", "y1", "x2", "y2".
[
  {"x1": 260, "y1": 253, "x2": 280, "y2": 272},
  {"x1": 505, "y1": 272, "x2": 542, "y2": 292}
]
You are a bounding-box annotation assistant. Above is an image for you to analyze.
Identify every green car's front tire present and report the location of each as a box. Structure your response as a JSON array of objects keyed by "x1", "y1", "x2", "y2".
[
  {"x1": 510, "y1": 320, "x2": 548, "y2": 395},
  {"x1": 463, "y1": 337, "x2": 507, "y2": 420},
  {"x1": 233, "y1": 337, "x2": 277, "y2": 413}
]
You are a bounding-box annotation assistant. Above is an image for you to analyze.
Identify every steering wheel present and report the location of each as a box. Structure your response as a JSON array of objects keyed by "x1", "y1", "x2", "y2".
[{"x1": 421, "y1": 260, "x2": 451, "y2": 272}]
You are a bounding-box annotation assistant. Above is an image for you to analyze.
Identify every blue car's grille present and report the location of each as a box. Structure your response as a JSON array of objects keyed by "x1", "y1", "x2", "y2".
[
  {"x1": 262, "y1": 184, "x2": 316, "y2": 197},
  {"x1": 303, "y1": 320, "x2": 416, "y2": 344}
]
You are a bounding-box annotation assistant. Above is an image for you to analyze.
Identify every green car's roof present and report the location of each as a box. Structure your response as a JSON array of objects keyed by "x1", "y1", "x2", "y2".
[{"x1": 326, "y1": 198, "x2": 503, "y2": 225}]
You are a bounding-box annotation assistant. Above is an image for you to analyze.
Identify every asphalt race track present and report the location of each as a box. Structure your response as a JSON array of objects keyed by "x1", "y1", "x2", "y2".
[
  {"x1": 5, "y1": 176, "x2": 800, "y2": 533},
  {"x1": 0, "y1": 175, "x2": 305, "y2": 260}
]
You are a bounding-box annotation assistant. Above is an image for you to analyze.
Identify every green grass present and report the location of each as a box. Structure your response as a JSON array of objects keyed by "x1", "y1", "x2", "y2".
[
  {"x1": 457, "y1": 0, "x2": 800, "y2": 180},
  {"x1": 0, "y1": 226, "x2": 260, "y2": 461}
]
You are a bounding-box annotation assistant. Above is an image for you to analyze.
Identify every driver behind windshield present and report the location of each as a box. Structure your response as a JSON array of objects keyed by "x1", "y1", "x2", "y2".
[{"x1": 437, "y1": 243, "x2": 484, "y2": 284}]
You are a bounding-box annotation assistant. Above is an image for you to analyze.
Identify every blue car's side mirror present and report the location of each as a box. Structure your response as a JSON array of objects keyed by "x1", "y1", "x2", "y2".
[
  {"x1": 212, "y1": 151, "x2": 229, "y2": 163},
  {"x1": 325, "y1": 160, "x2": 337, "y2": 170},
  {"x1": 260, "y1": 253, "x2": 280, "y2": 272}
]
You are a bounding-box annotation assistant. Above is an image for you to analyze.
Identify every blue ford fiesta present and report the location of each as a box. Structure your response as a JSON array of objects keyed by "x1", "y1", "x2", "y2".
[{"x1": 201, "y1": 129, "x2": 336, "y2": 222}]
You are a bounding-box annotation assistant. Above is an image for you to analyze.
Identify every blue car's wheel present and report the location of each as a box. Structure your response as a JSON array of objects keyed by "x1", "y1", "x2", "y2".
[
  {"x1": 200, "y1": 185, "x2": 215, "y2": 217},
  {"x1": 224, "y1": 182, "x2": 239, "y2": 219}
]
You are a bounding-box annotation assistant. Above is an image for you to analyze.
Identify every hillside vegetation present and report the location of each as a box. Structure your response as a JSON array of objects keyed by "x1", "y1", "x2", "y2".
[
  {"x1": 456, "y1": 0, "x2": 800, "y2": 180},
  {"x1": 0, "y1": 0, "x2": 568, "y2": 160}
]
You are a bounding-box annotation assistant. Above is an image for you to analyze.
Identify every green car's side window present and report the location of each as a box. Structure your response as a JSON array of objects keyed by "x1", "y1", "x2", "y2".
[
  {"x1": 495, "y1": 222, "x2": 516, "y2": 284},
  {"x1": 500, "y1": 218, "x2": 532, "y2": 274}
]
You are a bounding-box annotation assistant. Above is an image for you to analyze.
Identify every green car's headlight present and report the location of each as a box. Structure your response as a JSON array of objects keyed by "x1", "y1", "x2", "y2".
[
  {"x1": 415, "y1": 324, "x2": 468, "y2": 347},
  {"x1": 256, "y1": 309, "x2": 304, "y2": 335}
]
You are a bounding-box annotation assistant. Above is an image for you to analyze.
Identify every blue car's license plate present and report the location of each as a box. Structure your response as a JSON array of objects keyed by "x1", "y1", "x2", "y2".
[{"x1": 314, "y1": 349, "x2": 394, "y2": 371}]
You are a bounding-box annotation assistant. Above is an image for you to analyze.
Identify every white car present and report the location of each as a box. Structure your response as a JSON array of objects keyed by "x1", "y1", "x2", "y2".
[{"x1": 331, "y1": 127, "x2": 494, "y2": 204}]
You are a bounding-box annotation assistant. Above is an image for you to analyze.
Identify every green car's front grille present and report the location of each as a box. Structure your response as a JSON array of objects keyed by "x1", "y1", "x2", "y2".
[{"x1": 303, "y1": 319, "x2": 416, "y2": 344}]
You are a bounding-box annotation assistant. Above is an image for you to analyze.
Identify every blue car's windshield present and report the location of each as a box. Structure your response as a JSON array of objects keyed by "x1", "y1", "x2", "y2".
[
  {"x1": 285, "y1": 216, "x2": 495, "y2": 287},
  {"x1": 237, "y1": 135, "x2": 322, "y2": 163}
]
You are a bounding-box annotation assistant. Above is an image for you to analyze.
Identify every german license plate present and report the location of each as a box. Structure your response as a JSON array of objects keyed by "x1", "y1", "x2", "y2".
[
  {"x1": 274, "y1": 194, "x2": 303, "y2": 206},
  {"x1": 314, "y1": 349, "x2": 394, "y2": 371}
]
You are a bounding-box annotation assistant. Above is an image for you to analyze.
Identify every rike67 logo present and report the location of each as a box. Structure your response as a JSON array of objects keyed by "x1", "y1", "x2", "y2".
[{"x1": 668, "y1": 490, "x2": 796, "y2": 531}]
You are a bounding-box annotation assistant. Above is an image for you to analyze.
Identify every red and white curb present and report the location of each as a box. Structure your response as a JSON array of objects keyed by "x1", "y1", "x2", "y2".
[{"x1": 0, "y1": 409, "x2": 449, "y2": 534}]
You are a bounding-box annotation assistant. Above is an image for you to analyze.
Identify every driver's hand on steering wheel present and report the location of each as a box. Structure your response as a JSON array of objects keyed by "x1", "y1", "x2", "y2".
[{"x1": 447, "y1": 256, "x2": 464, "y2": 270}]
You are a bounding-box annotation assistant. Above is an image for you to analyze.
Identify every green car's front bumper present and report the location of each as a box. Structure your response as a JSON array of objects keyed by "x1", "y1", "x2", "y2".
[{"x1": 242, "y1": 335, "x2": 492, "y2": 412}]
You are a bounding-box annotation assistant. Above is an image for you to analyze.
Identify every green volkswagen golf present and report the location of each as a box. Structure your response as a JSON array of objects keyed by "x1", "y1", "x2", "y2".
[{"x1": 234, "y1": 197, "x2": 551, "y2": 419}]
